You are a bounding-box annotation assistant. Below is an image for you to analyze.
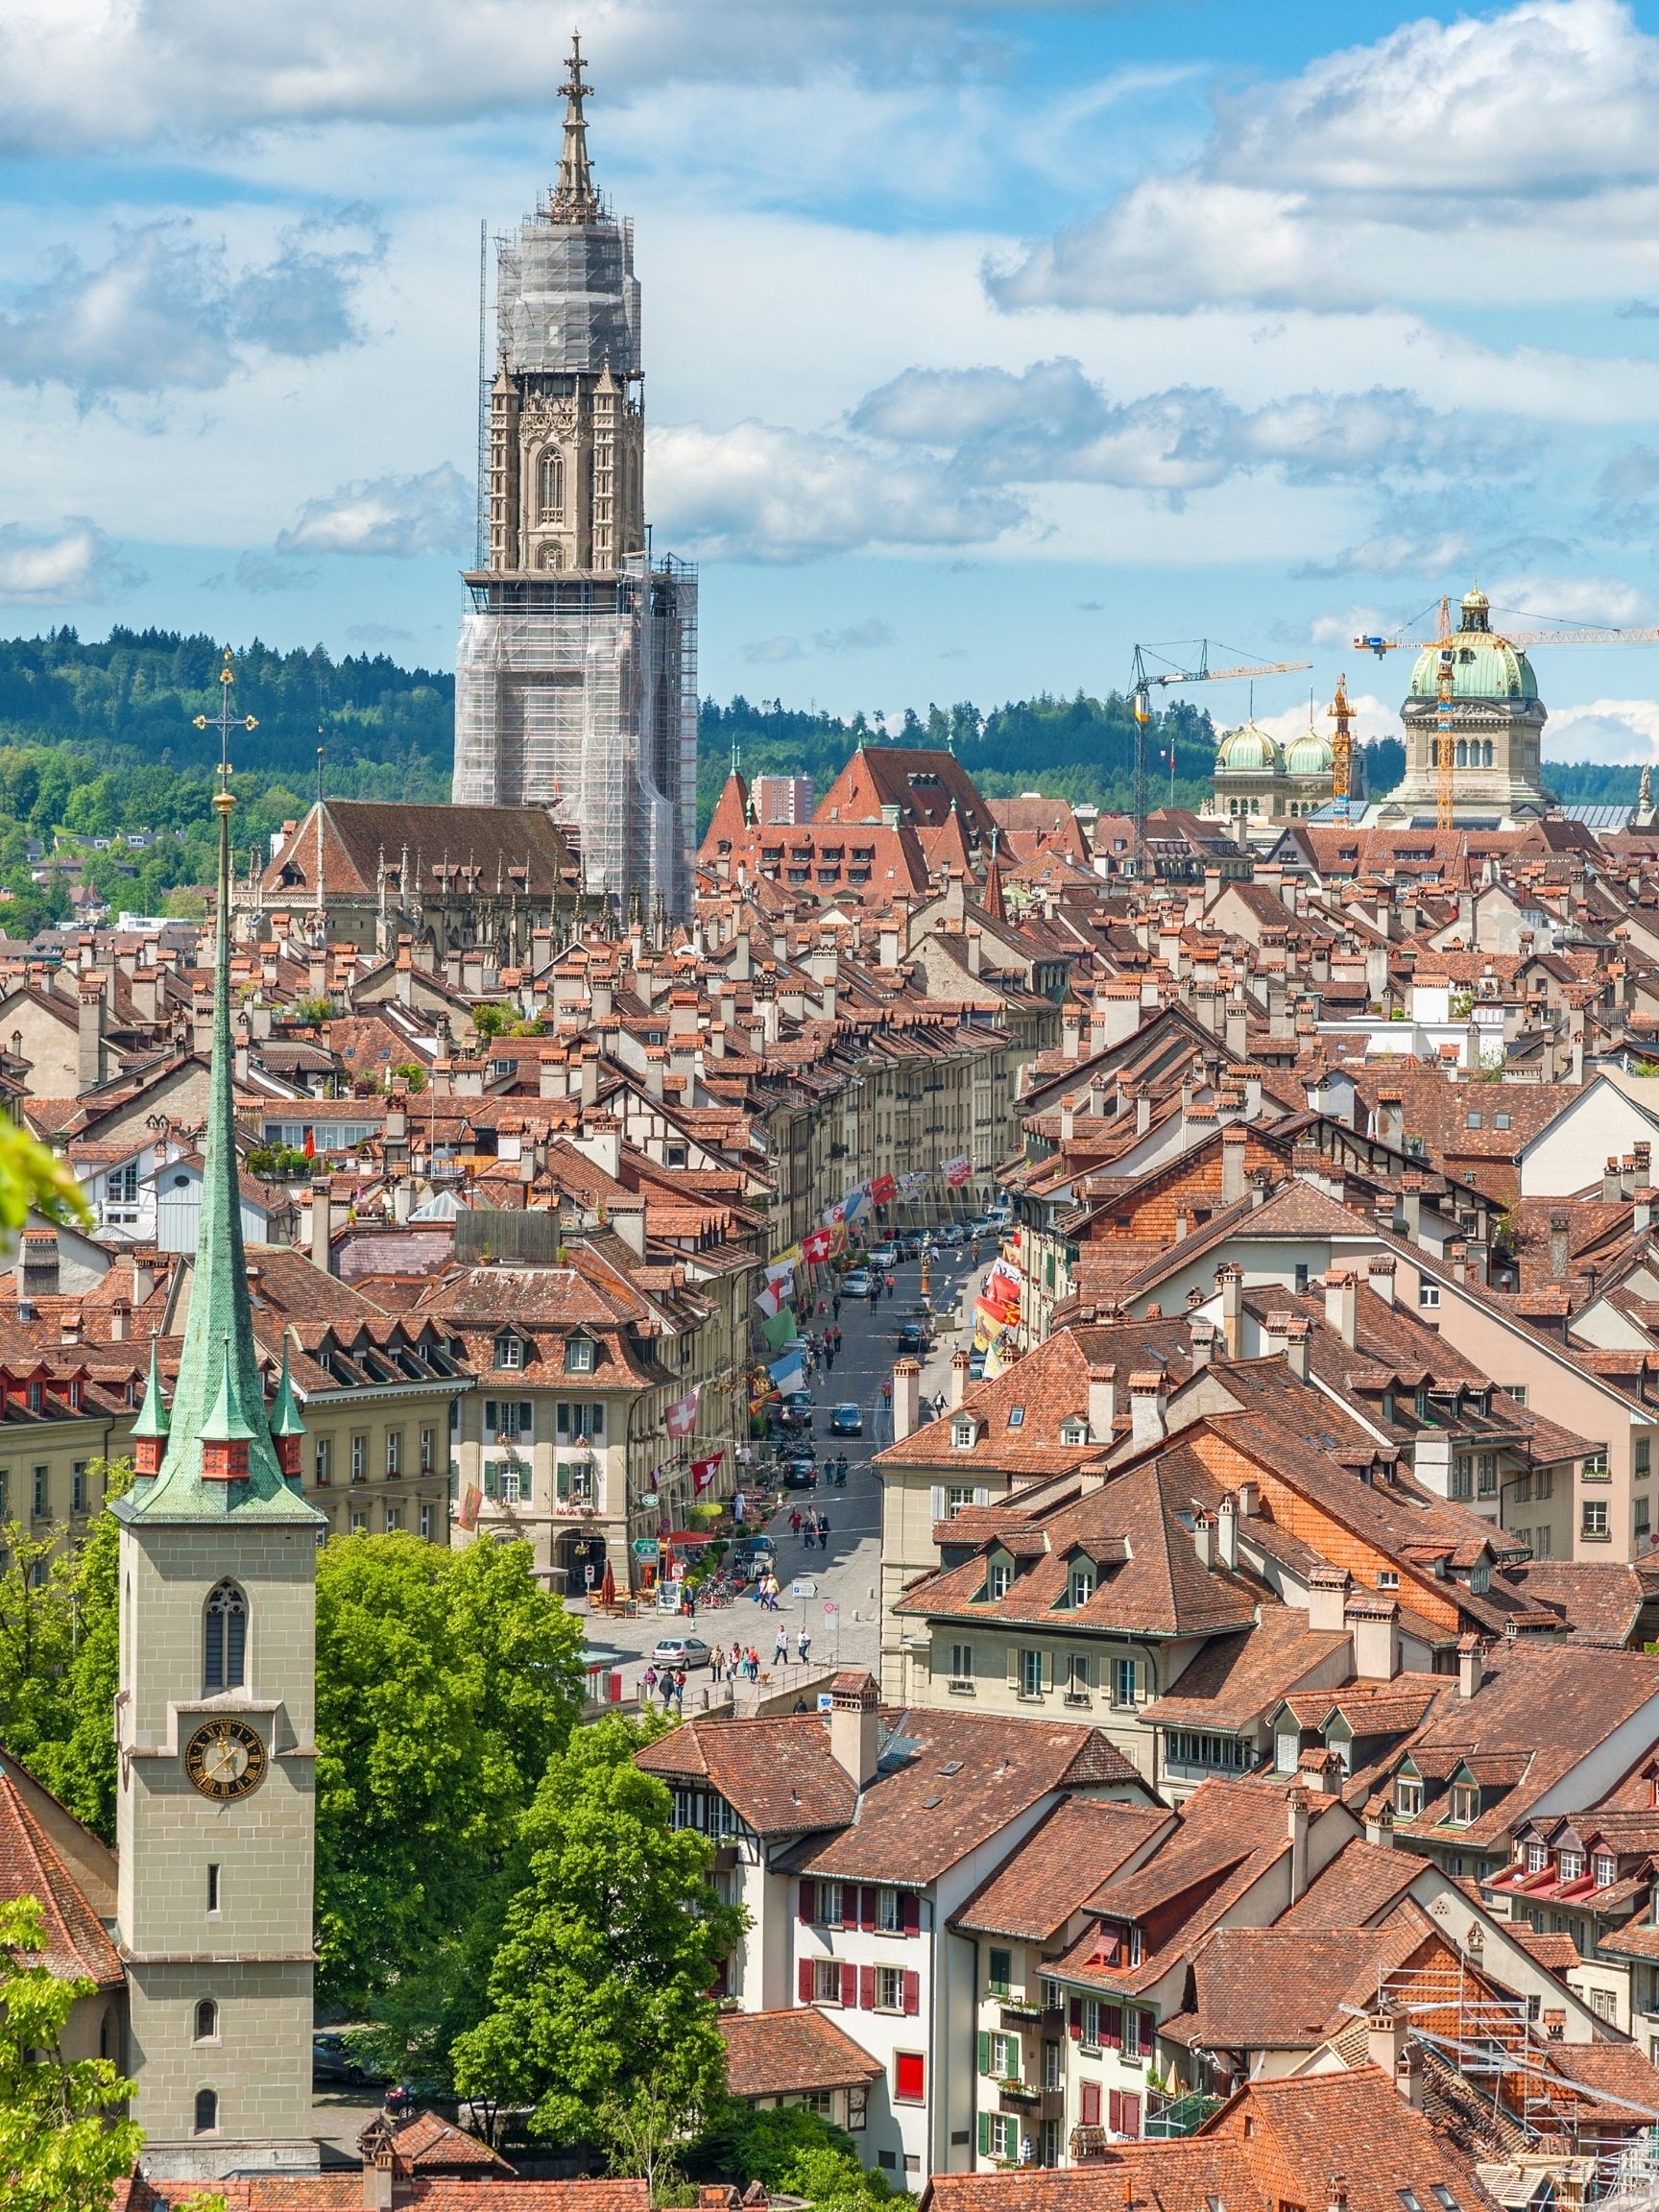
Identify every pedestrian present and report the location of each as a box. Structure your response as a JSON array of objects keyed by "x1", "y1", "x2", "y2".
[
  {"x1": 675, "y1": 1670, "x2": 687, "y2": 1710},
  {"x1": 789, "y1": 1507, "x2": 803, "y2": 1535},
  {"x1": 733, "y1": 1489, "x2": 746, "y2": 1527},
  {"x1": 661, "y1": 1671, "x2": 674, "y2": 1710},
  {"x1": 818, "y1": 1512, "x2": 830, "y2": 1542},
  {"x1": 832, "y1": 1293, "x2": 841, "y2": 1319},
  {"x1": 836, "y1": 1452, "x2": 849, "y2": 1485},
  {"x1": 797, "y1": 1627, "x2": 812, "y2": 1663},
  {"x1": 818, "y1": 1296, "x2": 828, "y2": 1318},
  {"x1": 774, "y1": 1626, "x2": 789, "y2": 1665},
  {"x1": 685, "y1": 1588, "x2": 696, "y2": 1621},
  {"x1": 882, "y1": 1379, "x2": 893, "y2": 1407},
  {"x1": 885, "y1": 1271, "x2": 896, "y2": 1296},
  {"x1": 710, "y1": 1647, "x2": 723, "y2": 1685},
  {"x1": 869, "y1": 1285, "x2": 878, "y2": 1310},
  {"x1": 641, "y1": 1663, "x2": 659, "y2": 1702},
  {"x1": 731, "y1": 1641, "x2": 743, "y2": 1677},
  {"x1": 747, "y1": 1646, "x2": 759, "y2": 1680}
]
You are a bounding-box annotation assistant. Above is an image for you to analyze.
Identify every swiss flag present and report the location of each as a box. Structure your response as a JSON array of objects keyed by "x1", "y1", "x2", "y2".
[
  {"x1": 663, "y1": 1390, "x2": 699, "y2": 1439},
  {"x1": 691, "y1": 1452, "x2": 722, "y2": 1495},
  {"x1": 803, "y1": 1229, "x2": 832, "y2": 1265}
]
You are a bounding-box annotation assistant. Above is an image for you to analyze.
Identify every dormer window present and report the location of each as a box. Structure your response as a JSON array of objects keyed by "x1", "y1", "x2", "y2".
[
  {"x1": 565, "y1": 1334, "x2": 595, "y2": 1375},
  {"x1": 493, "y1": 1332, "x2": 523, "y2": 1371},
  {"x1": 1395, "y1": 1775, "x2": 1423, "y2": 1817},
  {"x1": 1070, "y1": 1566, "x2": 1095, "y2": 1607},
  {"x1": 1527, "y1": 1842, "x2": 1550, "y2": 1876},
  {"x1": 953, "y1": 1418, "x2": 975, "y2": 1450},
  {"x1": 1382, "y1": 1389, "x2": 1397, "y2": 1424},
  {"x1": 1558, "y1": 1849, "x2": 1584, "y2": 1885},
  {"x1": 1059, "y1": 1420, "x2": 1087, "y2": 1447},
  {"x1": 1450, "y1": 1781, "x2": 1479, "y2": 1826},
  {"x1": 1594, "y1": 1852, "x2": 1617, "y2": 1888},
  {"x1": 988, "y1": 1560, "x2": 1012, "y2": 1599}
]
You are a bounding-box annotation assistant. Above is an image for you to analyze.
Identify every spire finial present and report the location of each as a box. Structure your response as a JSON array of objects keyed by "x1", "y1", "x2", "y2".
[{"x1": 549, "y1": 33, "x2": 599, "y2": 222}]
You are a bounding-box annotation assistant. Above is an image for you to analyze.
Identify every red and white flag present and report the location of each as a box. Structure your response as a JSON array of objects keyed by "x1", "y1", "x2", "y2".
[
  {"x1": 870, "y1": 1172, "x2": 898, "y2": 1206},
  {"x1": 691, "y1": 1451, "x2": 723, "y2": 1496},
  {"x1": 663, "y1": 1390, "x2": 700, "y2": 1439},
  {"x1": 802, "y1": 1228, "x2": 832, "y2": 1265},
  {"x1": 943, "y1": 1154, "x2": 973, "y2": 1188}
]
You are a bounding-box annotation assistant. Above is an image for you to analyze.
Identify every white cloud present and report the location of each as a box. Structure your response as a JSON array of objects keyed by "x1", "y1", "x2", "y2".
[
  {"x1": 742, "y1": 635, "x2": 805, "y2": 663},
  {"x1": 815, "y1": 619, "x2": 893, "y2": 653},
  {"x1": 1295, "y1": 527, "x2": 1473, "y2": 580},
  {"x1": 0, "y1": 217, "x2": 379, "y2": 401},
  {"x1": 276, "y1": 465, "x2": 471, "y2": 557},
  {"x1": 1484, "y1": 573, "x2": 1652, "y2": 626},
  {"x1": 648, "y1": 421, "x2": 1022, "y2": 562},
  {"x1": 1253, "y1": 689, "x2": 1398, "y2": 749},
  {"x1": 992, "y1": 0, "x2": 1659, "y2": 315},
  {"x1": 1546, "y1": 697, "x2": 1659, "y2": 763},
  {"x1": 0, "y1": 518, "x2": 139, "y2": 602}
]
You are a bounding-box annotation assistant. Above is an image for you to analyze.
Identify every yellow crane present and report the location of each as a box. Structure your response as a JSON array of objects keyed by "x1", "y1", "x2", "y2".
[
  {"x1": 1355, "y1": 589, "x2": 1659, "y2": 832},
  {"x1": 1129, "y1": 640, "x2": 1311, "y2": 833}
]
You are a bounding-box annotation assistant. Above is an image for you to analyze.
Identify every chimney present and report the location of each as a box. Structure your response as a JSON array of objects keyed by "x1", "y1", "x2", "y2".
[
  {"x1": 109, "y1": 1299, "x2": 131, "y2": 1343},
  {"x1": 1366, "y1": 2002, "x2": 1407, "y2": 2084},
  {"x1": 892, "y1": 1358, "x2": 921, "y2": 1443},
  {"x1": 1348, "y1": 1596, "x2": 1401, "y2": 1682},
  {"x1": 1189, "y1": 1318, "x2": 1215, "y2": 1369},
  {"x1": 949, "y1": 1347, "x2": 972, "y2": 1409},
  {"x1": 1220, "y1": 1125, "x2": 1247, "y2": 1206},
  {"x1": 1323, "y1": 1268, "x2": 1358, "y2": 1350},
  {"x1": 1308, "y1": 1565, "x2": 1351, "y2": 1634},
  {"x1": 829, "y1": 1671, "x2": 881, "y2": 1790},
  {"x1": 1457, "y1": 1633, "x2": 1485, "y2": 1699},
  {"x1": 1217, "y1": 1264, "x2": 1243, "y2": 1359},
  {"x1": 20, "y1": 1227, "x2": 59, "y2": 1304},
  {"x1": 1128, "y1": 1371, "x2": 1166, "y2": 1448},
  {"x1": 1639, "y1": 1188, "x2": 1654, "y2": 1237},
  {"x1": 310, "y1": 1179, "x2": 335, "y2": 1276},
  {"x1": 1088, "y1": 1373, "x2": 1117, "y2": 1443},
  {"x1": 1192, "y1": 1509, "x2": 1215, "y2": 1571},
  {"x1": 1237, "y1": 1478, "x2": 1259, "y2": 1518},
  {"x1": 1217, "y1": 1490, "x2": 1238, "y2": 1571},
  {"x1": 1287, "y1": 1790, "x2": 1310, "y2": 1903},
  {"x1": 612, "y1": 1201, "x2": 646, "y2": 1259},
  {"x1": 132, "y1": 1255, "x2": 155, "y2": 1306},
  {"x1": 1284, "y1": 1317, "x2": 1310, "y2": 1381},
  {"x1": 1367, "y1": 1256, "x2": 1396, "y2": 1307},
  {"x1": 1365, "y1": 1803, "x2": 1395, "y2": 1850},
  {"x1": 361, "y1": 2146, "x2": 396, "y2": 2212}
]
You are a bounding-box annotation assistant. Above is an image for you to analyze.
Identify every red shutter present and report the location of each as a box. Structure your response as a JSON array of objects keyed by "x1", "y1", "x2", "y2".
[
  {"x1": 841, "y1": 1960, "x2": 858, "y2": 2008},
  {"x1": 1108, "y1": 2089, "x2": 1123, "y2": 2135},
  {"x1": 901, "y1": 1890, "x2": 921, "y2": 1935},
  {"x1": 1080, "y1": 2081, "x2": 1101, "y2": 2128},
  {"x1": 1069, "y1": 1997, "x2": 1084, "y2": 2040},
  {"x1": 902, "y1": 1968, "x2": 920, "y2": 2016},
  {"x1": 1121, "y1": 2092, "x2": 1142, "y2": 2139},
  {"x1": 799, "y1": 1959, "x2": 814, "y2": 2004},
  {"x1": 799, "y1": 1880, "x2": 815, "y2": 1925},
  {"x1": 859, "y1": 1964, "x2": 877, "y2": 2009},
  {"x1": 860, "y1": 1886, "x2": 878, "y2": 1931},
  {"x1": 1103, "y1": 2004, "x2": 1122, "y2": 2050}
]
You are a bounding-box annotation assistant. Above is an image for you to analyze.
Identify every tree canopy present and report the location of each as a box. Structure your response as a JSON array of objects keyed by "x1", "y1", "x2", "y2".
[{"x1": 0, "y1": 1896, "x2": 141, "y2": 2212}]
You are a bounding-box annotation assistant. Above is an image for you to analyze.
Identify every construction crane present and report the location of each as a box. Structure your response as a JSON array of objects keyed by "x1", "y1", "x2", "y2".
[
  {"x1": 1129, "y1": 640, "x2": 1311, "y2": 836},
  {"x1": 1328, "y1": 675, "x2": 1354, "y2": 821},
  {"x1": 1355, "y1": 587, "x2": 1659, "y2": 831}
]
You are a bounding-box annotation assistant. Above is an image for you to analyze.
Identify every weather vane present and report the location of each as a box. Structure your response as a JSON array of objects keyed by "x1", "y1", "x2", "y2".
[{"x1": 193, "y1": 648, "x2": 258, "y2": 812}]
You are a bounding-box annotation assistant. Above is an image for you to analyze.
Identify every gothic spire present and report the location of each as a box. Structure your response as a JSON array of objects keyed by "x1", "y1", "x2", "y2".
[
  {"x1": 549, "y1": 34, "x2": 599, "y2": 222},
  {"x1": 116, "y1": 654, "x2": 320, "y2": 1529}
]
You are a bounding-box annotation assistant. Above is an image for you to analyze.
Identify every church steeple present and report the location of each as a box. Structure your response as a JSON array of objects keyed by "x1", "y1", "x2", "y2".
[
  {"x1": 117, "y1": 655, "x2": 319, "y2": 1528},
  {"x1": 549, "y1": 34, "x2": 599, "y2": 222}
]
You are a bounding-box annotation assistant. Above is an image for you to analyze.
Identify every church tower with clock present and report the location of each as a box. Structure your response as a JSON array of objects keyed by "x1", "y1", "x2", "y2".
[{"x1": 114, "y1": 661, "x2": 326, "y2": 2181}]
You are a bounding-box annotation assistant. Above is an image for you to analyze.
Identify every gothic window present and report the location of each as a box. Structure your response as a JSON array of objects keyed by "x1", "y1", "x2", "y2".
[
  {"x1": 538, "y1": 448, "x2": 565, "y2": 524},
  {"x1": 204, "y1": 1581, "x2": 247, "y2": 1695},
  {"x1": 539, "y1": 542, "x2": 564, "y2": 570},
  {"x1": 195, "y1": 1999, "x2": 218, "y2": 2042},
  {"x1": 194, "y1": 2087, "x2": 218, "y2": 2134}
]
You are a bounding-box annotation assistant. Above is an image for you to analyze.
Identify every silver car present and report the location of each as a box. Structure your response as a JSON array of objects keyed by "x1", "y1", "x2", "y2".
[{"x1": 651, "y1": 1635, "x2": 713, "y2": 1670}]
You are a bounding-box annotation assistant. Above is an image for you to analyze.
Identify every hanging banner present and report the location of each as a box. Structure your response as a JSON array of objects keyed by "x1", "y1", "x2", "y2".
[
  {"x1": 457, "y1": 1483, "x2": 482, "y2": 1532},
  {"x1": 900, "y1": 1170, "x2": 930, "y2": 1198},
  {"x1": 691, "y1": 1451, "x2": 723, "y2": 1496},
  {"x1": 802, "y1": 1228, "x2": 832, "y2": 1266},
  {"x1": 769, "y1": 1352, "x2": 805, "y2": 1394},
  {"x1": 761, "y1": 1308, "x2": 800, "y2": 1351},
  {"x1": 663, "y1": 1390, "x2": 700, "y2": 1439},
  {"x1": 943, "y1": 1154, "x2": 974, "y2": 1187},
  {"x1": 870, "y1": 1171, "x2": 898, "y2": 1207},
  {"x1": 755, "y1": 1279, "x2": 789, "y2": 1319},
  {"x1": 843, "y1": 1186, "x2": 872, "y2": 1226},
  {"x1": 823, "y1": 1199, "x2": 847, "y2": 1228},
  {"x1": 766, "y1": 1251, "x2": 801, "y2": 1283}
]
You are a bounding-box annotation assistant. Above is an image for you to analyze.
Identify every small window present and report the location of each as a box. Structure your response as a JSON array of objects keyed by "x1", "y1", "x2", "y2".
[
  {"x1": 1419, "y1": 1283, "x2": 1440, "y2": 1310},
  {"x1": 953, "y1": 1419, "x2": 975, "y2": 1450},
  {"x1": 1396, "y1": 1777, "x2": 1423, "y2": 1817},
  {"x1": 203, "y1": 1581, "x2": 247, "y2": 1696},
  {"x1": 878, "y1": 1964, "x2": 905, "y2": 2010},
  {"x1": 1020, "y1": 1647, "x2": 1044, "y2": 1698},
  {"x1": 314, "y1": 1435, "x2": 331, "y2": 1486},
  {"x1": 812, "y1": 1958, "x2": 843, "y2": 2004},
  {"x1": 206, "y1": 1863, "x2": 220, "y2": 1914},
  {"x1": 194, "y1": 2088, "x2": 218, "y2": 2135},
  {"x1": 1466, "y1": 1111, "x2": 1482, "y2": 1130},
  {"x1": 878, "y1": 1887, "x2": 904, "y2": 1932},
  {"x1": 1495, "y1": 1112, "x2": 1511, "y2": 1130},
  {"x1": 988, "y1": 1947, "x2": 1012, "y2": 1996},
  {"x1": 1114, "y1": 1656, "x2": 1137, "y2": 1708},
  {"x1": 1007, "y1": 1407, "x2": 1024, "y2": 1430},
  {"x1": 494, "y1": 1332, "x2": 523, "y2": 1371},
  {"x1": 1070, "y1": 1567, "x2": 1095, "y2": 1607},
  {"x1": 988, "y1": 1563, "x2": 1012, "y2": 1599},
  {"x1": 1639, "y1": 1439, "x2": 1652, "y2": 1478},
  {"x1": 1277, "y1": 1728, "x2": 1301, "y2": 1774},
  {"x1": 565, "y1": 1335, "x2": 595, "y2": 1375},
  {"x1": 1558, "y1": 1850, "x2": 1584, "y2": 1885},
  {"x1": 1451, "y1": 1782, "x2": 1479, "y2": 1826},
  {"x1": 1527, "y1": 1842, "x2": 1550, "y2": 1875},
  {"x1": 385, "y1": 1431, "x2": 401, "y2": 1476},
  {"x1": 1583, "y1": 1499, "x2": 1610, "y2": 1538},
  {"x1": 194, "y1": 1999, "x2": 218, "y2": 2043},
  {"x1": 1595, "y1": 1853, "x2": 1617, "y2": 1888},
  {"x1": 1059, "y1": 1421, "x2": 1087, "y2": 1446}
]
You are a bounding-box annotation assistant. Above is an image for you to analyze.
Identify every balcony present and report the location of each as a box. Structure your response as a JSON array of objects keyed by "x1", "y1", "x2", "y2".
[
  {"x1": 997, "y1": 2079, "x2": 1041, "y2": 2110},
  {"x1": 998, "y1": 2000, "x2": 1042, "y2": 2029}
]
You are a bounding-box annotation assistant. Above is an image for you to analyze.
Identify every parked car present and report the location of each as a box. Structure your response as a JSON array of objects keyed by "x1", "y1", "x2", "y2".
[
  {"x1": 313, "y1": 2032, "x2": 382, "y2": 2090},
  {"x1": 781, "y1": 1454, "x2": 818, "y2": 1489},
  {"x1": 897, "y1": 1322, "x2": 930, "y2": 1355},
  {"x1": 840, "y1": 1269, "x2": 874, "y2": 1298},
  {"x1": 937, "y1": 1222, "x2": 966, "y2": 1246},
  {"x1": 966, "y1": 1216, "x2": 998, "y2": 1239},
  {"x1": 897, "y1": 1232, "x2": 926, "y2": 1260},
  {"x1": 734, "y1": 1535, "x2": 776, "y2": 1575},
  {"x1": 830, "y1": 1402, "x2": 864, "y2": 1436},
  {"x1": 780, "y1": 1390, "x2": 815, "y2": 1431},
  {"x1": 867, "y1": 1242, "x2": 900, "y2": 1268},
  {"x1": 651, "y1": 1634, "x2": 713, "y2": 1670}
]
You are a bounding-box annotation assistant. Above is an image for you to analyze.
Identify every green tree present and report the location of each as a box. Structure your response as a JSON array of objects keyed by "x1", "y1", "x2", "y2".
[
  {"x1": 28, "y1": 1461, "x2": 130, "y2": 1841},
  {"x1": 313, "y1": 1534, "x2": 584, "y2": 2033},
  {"x1": 0, "y1": 1896, "x2": 141, "y2": 2212},
  {"x1": 470, "y1": 1002, "x2": 509, "y2": 1039},
  {"x1": 452, "y1": 1718, "x2": 743, "y2": 2195}
]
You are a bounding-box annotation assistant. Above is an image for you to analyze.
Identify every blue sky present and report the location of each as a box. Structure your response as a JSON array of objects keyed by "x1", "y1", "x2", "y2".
[{"x1": 11, "y1": 1, "x2": 1659, "y2": 762}]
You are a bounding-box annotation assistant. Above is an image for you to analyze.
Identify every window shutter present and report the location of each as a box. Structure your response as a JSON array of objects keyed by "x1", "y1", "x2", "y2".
[
  {"x1": 840, "y1": 1961, "x2": 857, "y2": 2008},
  {"x1": 799, "y1": 1880, "x2": 815, "y2": 1925},
  {"x1": 859, "y1": 1965, "x2": 876, "y2": 2010},
  {"x1": 978, "y1": 2031, "x2": 991, "y2": 2076},
  {"x1": 901, "y1": 1890, "x2": 920, "y2": 1935},
  {"x1": 977, "y1": 2112, "x2": 991, "y2": 2158},
  {"x1": 930, "y1": 1484, "x2": 946, "y2": 1523},
  {"x1": 902, "y1": 1968, "x2": 920, "y2": 2016},
  {"x1": 1042, "y1": 1648, "x2": 1055, "y2": 1692},
  {"x1": 1103, "y1": 2004, "x2": 1122, "y2": 2049},
  {"x1": 1080, "y1": 2081, "x2": 1101, "y2": 2128},
  {"x1": 974, "y1": 1485, "x2": 991, "y2": 1508},
  {"x1": 1069, "y1": 1996, "x2": 1084, "y2": 2040},
  {"x1": 555, "y1": 1462, "x2": 569, "y2": 1502},
  {"x1": 1007, "y1": 1647, "x2": 1020, "y2": 1687},
  {"x1": 860, "y1": 1886, "x2": 878, "y2": 1931},
  {"x1": 1121, "y1": 2092, "x2": 1142, "y2": 2139},
  {"x1": 520, "y1": 1401, "x2": 533, "y2": 1432},
  {"x1": 484, "y1": 1400, "x2": 497, "y2": 1430},
  {"x1": 1108, "y1": 2088, "x2": 1123, "y2": 2135},
  {"x1": 799, "y1": 1959, "x2": 814, "y2": 2004}
]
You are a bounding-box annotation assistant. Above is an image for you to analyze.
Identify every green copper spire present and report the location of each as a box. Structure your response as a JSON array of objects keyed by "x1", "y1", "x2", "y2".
[
  {"x1": 115, "y1": 653, "x2": 323, "y2": 1530},
  {"x1": 132, "y1": 1333, "x2": 169, "y2": 1443},
  {"x1": 270, "y1": 1336, "x2": 305, "y2": 1439}
]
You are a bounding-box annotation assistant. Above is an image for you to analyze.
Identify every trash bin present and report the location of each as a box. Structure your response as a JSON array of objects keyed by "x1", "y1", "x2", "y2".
[{"x1": 607, "y1": 1671, "x2": 623, "y2": 1704}]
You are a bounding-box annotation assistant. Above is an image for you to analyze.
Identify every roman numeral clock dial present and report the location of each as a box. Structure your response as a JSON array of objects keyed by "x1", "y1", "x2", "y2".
[{"x1": 183, "y1": 1718, "x2": 268, "y2": 1802}]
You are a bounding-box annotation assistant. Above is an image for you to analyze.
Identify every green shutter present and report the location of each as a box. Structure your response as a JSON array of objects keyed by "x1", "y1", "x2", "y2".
[
  {"x1": 977, "y1": 2030, "x2": 990, "y2": 2076},
  {"x1": 977, "y1": 2112, "x2": 991, "y2": 2157},
  {"x1": 556, "y1": 1462, "x2": 569, "y2": 1501}
]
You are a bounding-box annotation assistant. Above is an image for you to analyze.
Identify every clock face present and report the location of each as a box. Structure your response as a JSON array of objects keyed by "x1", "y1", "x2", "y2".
[{"x1": 183, "y1": 1718, "x2": 268, "y2": 1802}]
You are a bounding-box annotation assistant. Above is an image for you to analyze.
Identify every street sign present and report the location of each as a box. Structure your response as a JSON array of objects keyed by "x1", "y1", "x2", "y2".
[
  {"x1": 792, "y1": 1578, "x2": 818, "y2": 1599},
  {"x1": 824, "y1": 1601, "x2": 839, "y2": 1622},
  {"x1": 584, "y1": 1564, "x2": 596, "y2": 1588},
  {"x1": 633, "y1": 1538, "x2": 661, "y2": 1561}
]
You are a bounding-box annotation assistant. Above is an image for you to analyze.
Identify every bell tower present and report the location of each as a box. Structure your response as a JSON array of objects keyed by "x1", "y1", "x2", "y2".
[{"x1": 113, "y1": 655, "x2": 326, "y2": 2183}]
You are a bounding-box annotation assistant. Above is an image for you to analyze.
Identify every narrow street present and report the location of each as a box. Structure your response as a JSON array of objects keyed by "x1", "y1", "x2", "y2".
[{"x1": 576, "y1": 1246, "x2": 981, "y2": 1703}]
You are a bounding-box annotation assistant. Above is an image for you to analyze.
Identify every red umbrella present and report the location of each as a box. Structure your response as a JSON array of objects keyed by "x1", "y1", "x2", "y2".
[{"x1": 600, "y1": 1559, "x2": 615, "y2": 1608}]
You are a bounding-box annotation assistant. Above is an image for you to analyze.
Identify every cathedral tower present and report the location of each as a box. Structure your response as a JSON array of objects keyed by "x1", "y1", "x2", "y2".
[
  {"x1": 114, "y1": 670, "x2": 325, "y2": 2181},
  {"x1": 453, "y1": 36, "x2": 697, "y2": 916}
]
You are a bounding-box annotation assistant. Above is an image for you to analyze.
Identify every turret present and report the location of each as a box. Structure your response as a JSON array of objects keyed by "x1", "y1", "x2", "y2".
[{"x1": 131, "y1": 1332, "x2": 169, "y2": 1479}]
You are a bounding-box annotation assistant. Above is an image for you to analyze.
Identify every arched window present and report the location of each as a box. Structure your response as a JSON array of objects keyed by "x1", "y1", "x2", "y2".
[
  {"x1": 194, "y1": 2088, "x2": 218, "y2": 2135},
  {"x1": 539, "y1": 541, "x2": 564, "y2": 570},
  {"x1": 1455, "y1": 739, "x2": 1467, "y2": 768},
  {"x1": 538, "y1": 448, "x2": 565, "y2": 523},
  {"x1": 1483, "y1": 740, "x2": 1494, "y2": 767},
  {"x1": 195, "y1": 1999, "x2": 218, "y2": 2043},
  {"x1": 204, "y1": 1582, "x2": 247, "y2": 1695}
]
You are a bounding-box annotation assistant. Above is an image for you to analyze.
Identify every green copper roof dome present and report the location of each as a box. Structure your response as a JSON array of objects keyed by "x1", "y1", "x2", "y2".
[
  {"x1": 1215, "y1": 720, "x2": 1284, "y2": 775},
  {"x1": 1284, "y1": 726, "x2": 1334, "y2": 777},
  {"x1": 1408, "y1": 588, "x2": 1538, "y2": 703}
]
